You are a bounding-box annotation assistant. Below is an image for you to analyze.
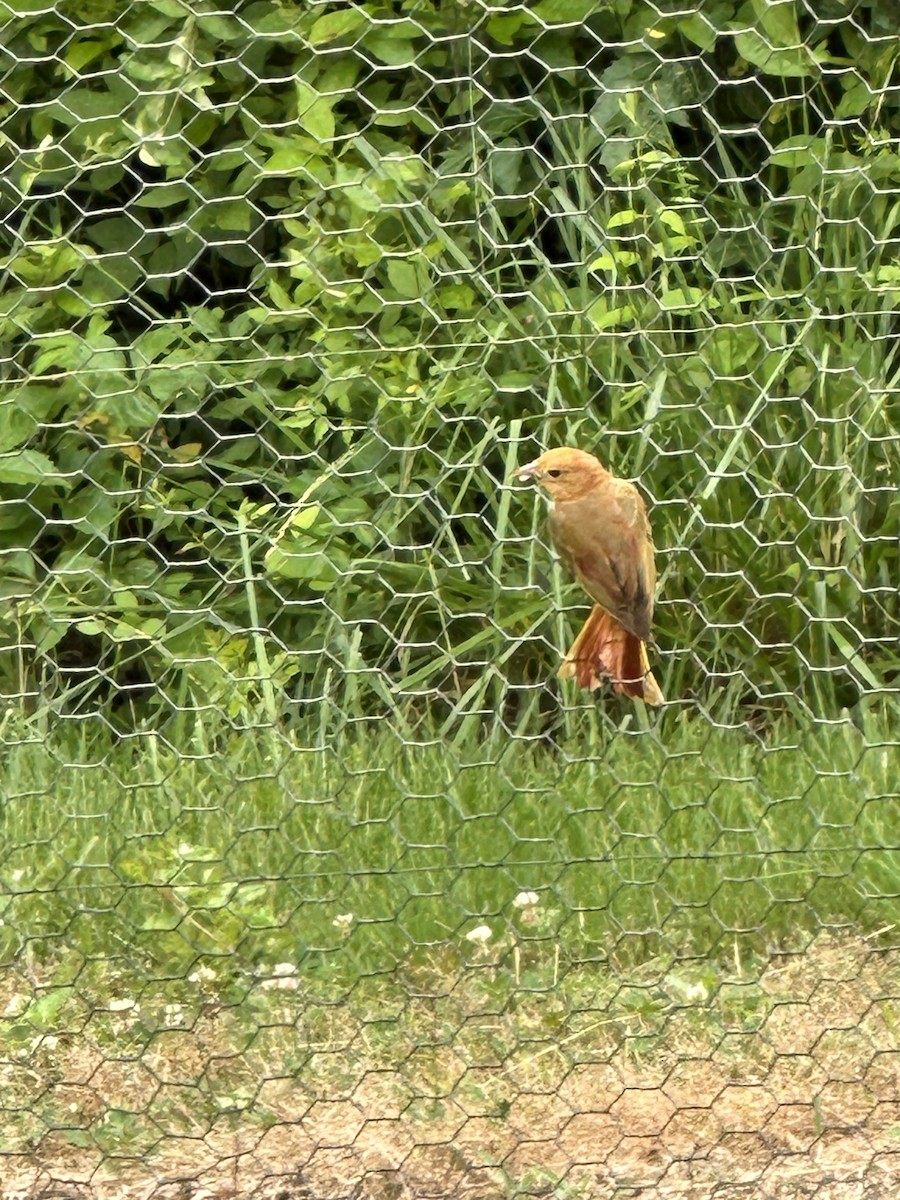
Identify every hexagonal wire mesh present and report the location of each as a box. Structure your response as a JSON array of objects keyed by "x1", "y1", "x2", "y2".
[{"x1": 0, "y1": 0, "x2": 898, "y2": 1196}]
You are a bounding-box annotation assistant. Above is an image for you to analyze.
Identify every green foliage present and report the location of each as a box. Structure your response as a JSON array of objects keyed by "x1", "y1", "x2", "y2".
[
  {"x1": 2, "y1": 710, "x2": 897, "y2": 971},
  {"x1": 0, "y1": 0, "x2": 897, "y2": 729}
]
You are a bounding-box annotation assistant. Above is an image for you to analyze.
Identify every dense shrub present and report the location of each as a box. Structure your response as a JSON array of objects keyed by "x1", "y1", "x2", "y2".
[{"x1": 0, "y1": 0, "x2": 896, "y2": 732}]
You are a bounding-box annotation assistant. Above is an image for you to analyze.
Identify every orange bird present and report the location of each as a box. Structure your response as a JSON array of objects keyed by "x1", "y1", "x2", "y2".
[{"x1": 516, "y1": 446, "x2": 664, "y2": 705}]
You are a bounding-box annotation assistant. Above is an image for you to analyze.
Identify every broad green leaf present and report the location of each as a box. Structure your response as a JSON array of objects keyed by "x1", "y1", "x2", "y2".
[
  {"x1": 660, "y1": 210, "x2": 687, "y2": 235},
  {"x1": 768, "y1": 135, "x2": 820, "y2": 167},
  {"x1": 659, "y1": 287, "x2": 714, "y2": 310},
  {"x1": 264, "y1": 547, "x2": 338, "y2": 583},
  {"x1": 296, "y1": 80, "x2": 334, "y2": 144},
  {"x1": 678, "y1": 12, "x2": 717, "y2": 51},
  {"x1": 282, "y1": 504, "x2": 321, "y2": 533},
  {"x1": 387, "y1": 260, "x2": 422, "y2": 299},
  {"x1": 76, "y1": 620, "x2": 106, "y2": 636},
  {"x1": 0, "y1": 449, "x2": 60, "y2": 486},
  {"x1": 0, "y1": 0, "x2": 55, "y2": 11},
  {"x1": 309, "y1": 8, "x2": 366, "y2": 45},
  {"x1": 495, "y1": 372, "x2": 535, "y2": 391},
  {"x1": 533, "y1": 0, "x2": 602, "y2": 21},
  {"x1": 487, "y1": 11, "x2": 538, "y2": 44},
  {"x1": 0, "y1": 404, "x2": 36, "y2": 453},
  {"x1": 589, "y1": 253, "x2": 616, "y2": 271},
  {"x1": 261, "y1": 143, "x2": 315, "y2": 174},
  {"x1": 362, "y1": 24, "x2": 421, "y2": 66},
  {"x1": 734, "y1": 1, "x2": 817, "y2": 78},
  {"x1": 586, "y1": 301, "x2": 635, "y2": 330},
  {"x1": 608, "y1": 210, "x2": 639, "y2": 229},
  {"x1": 134, "y1": 183, "x2": 194, "y2": 208},
  {"x1": 836, "y1": 79, "x2": 872, "y2": 119},
  {"x1": 438, "y1": 283, "x2": 476, "y2": 310},
  {"x1": 86, "y1": 217, "x2": 141, "y2": 253},
  {"x1": 589, "y1": 249, "x2": 640, "y2": 270},
  {"x1": 112, "y1": 617, "x2": 166, "y2": 642},
  {"x1": 64, "y1": 40, "x2": 109, "y2": 73}
]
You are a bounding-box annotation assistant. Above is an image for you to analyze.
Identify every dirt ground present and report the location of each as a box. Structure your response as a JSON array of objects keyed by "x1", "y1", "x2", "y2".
[{"x1": 3, "y1": 935, "x2": 899, "y2": 1200}]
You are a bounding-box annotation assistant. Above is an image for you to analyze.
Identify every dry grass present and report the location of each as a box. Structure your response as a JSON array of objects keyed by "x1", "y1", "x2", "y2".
[{"x1": 3, "y1": 933, "x2": 900, "y2": 1199}]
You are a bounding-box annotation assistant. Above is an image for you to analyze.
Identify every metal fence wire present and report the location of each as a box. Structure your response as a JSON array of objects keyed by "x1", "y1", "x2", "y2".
[{"x1": 1, "y1": 0, "x2": 899, "y2": 1197}]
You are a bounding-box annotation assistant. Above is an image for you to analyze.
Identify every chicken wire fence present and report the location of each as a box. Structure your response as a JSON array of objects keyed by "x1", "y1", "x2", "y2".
[{"x1": 1, "y1": 0, "x2": 899, "y2": 1197}]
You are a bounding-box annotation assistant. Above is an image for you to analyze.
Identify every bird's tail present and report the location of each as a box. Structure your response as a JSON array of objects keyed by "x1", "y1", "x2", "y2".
[{"x1": 558, "y1": 605, "x2": 664, "y2": 706}]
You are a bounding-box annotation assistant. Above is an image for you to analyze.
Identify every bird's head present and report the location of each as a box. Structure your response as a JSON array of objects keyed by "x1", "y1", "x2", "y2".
[{"x1": 514, "y1": 446, "x2": 608, "y2": 502}]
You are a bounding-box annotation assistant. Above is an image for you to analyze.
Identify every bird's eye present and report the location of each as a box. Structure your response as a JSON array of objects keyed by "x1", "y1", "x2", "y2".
[{"x1": 547, "y1": 469, "x2": 563, "y2": 478}]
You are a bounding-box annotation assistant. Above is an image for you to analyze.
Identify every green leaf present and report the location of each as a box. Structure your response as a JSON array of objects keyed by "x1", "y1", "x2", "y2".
[
  {"x1": 264, "y1": 547, "x2": 338, "y2": 584},
  {"x1": 437, "y1": 283, "x2": 476, "y2": 311},
  {"x1": 76, "y1": 620, "x2": 106, "y2": 636},
  {"x1": 0, "y1": 403, "x2": 37, "y2": 453},
  {"x1": 26, "y1": 988, "x2": 73, "y2": 1029},
  {"x1": 835, "y1": 79, "x2": 873, "y2": 119},
  {"x1": 533, "y1": 0, "x2": 602, "y2": 21},
  {"x1": 586, "y1": 301, "x2": 635, "y2": 330},
  {"x1": 387, "y1": 260, "x2": 422, "y2": 299},
  {"x1": 487, "y1": 11, "x2": 538, "y2": 44},
  {"x1": 0, "y1": 0, "x2": 56, "y2": 11},
  {"x1": 296, "y1": 80, "x2": 334, "y2": 145},
  {"x1": 0, "y1": 449, "x2": 60, "y2": 486},
  {"x1": 309, "y1": 8, "x2": 366, "y2": 45},
  {"x1": 112, "y1": 617, "x2": 166, "y2": 642},
  {"x1": 133, "y1": 182, "x2": 194, "y2": 208},
  {"x1": 768, "y1": 135, "x2": 820, "y2": 168},
  {"x1": 734, "y1": 0, "x2": 817, "y2": 78},
  {"x1": 362, "y1": 23, "x2": 421, "y2": 65},
  {"x1": 64, "y1": 39, "x2": 110, "y2": 73},
  {"x1": 660, "y1": 209, "x2": 687, "y2": 235},
  {"x1": 261, "y1": 141, "x2": 316, "y2": 174},
  {"x1": 495, "y1": 372, "x2": 535, "y2": 392},
  {"x1": 826, "y1": 623, "x2": 881, "y2": 690},
  {"x1": 678, "y1": 12, "x2": 718, "y2": 51},
  {"x1": 608, "y1": 210, "x2": 639, "y2": 229},
  {"x1": 659, "y1": 287, "x2": 715, "y2": 311},
  {"x1": 280, "y1": 504, "x2": 321, "y2": 535}
]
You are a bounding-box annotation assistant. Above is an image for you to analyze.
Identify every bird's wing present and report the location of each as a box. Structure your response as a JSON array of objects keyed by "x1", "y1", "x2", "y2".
[{"x1": 549, "y1": 477, "x2": 655, "y2": 641}]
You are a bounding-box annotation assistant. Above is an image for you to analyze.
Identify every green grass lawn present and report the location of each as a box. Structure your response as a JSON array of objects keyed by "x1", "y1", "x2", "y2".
[
  {"x1": 2, "y1": 703, "x2": 897, "y2": 983},
  {"x1": 2, "y1": 704, "x2": 899, "y2": 1190}
]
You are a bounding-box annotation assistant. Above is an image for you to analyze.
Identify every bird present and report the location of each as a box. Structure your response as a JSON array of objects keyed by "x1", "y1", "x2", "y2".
[{"x1": 515, "y1": 446, "x2": 664, "y2": 705}]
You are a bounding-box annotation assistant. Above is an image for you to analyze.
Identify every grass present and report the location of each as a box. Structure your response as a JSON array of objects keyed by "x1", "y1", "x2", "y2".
[
  {"x1": 2, "y1": 704, "x2": 899, "y2": 1191},
  {"x1": 2, "y1": 702, "x2": 897, "y2": 981}
]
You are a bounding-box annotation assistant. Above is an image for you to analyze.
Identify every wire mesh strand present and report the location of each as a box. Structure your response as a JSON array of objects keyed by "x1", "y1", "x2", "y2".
[{"x1": 0, "y1": 1, "x2": 898, "y2": 1197}]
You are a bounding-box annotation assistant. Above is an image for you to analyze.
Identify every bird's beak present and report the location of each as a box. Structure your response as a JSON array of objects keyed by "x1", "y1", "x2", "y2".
[{"x1": 514, "y1": 459, "x2": 542, "y2": 481}]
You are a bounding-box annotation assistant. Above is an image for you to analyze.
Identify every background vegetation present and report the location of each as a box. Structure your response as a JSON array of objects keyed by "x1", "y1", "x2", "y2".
[
  {"x1": 0, "y1": 0, "x2": 896, "y2": 737},
  {"x1": 0, "y1": 7, "x2": 898, "y2": 1183}
]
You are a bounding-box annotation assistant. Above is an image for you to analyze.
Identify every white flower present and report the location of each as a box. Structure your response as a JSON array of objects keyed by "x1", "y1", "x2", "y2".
[
  {"x1": 665, "y1": 973, "x2": 712, "y2": 1005},
  {"x1": 188, "y1": 966, "x2": 217, "y2": 986},
  {"x1": 164, "y1": 1004, "x2": 185, "y2": 1028},
  {"x1": 513, "y1": 890, "x2": 541, "y2": 925},
  {"x1": 681, "y1": 981, "x2": 710, "y2": 1003},
  {"x1": 465, "y1": 924, "x2": 492, "y2": 945},
  {"x1": 332, "y1": 913, "x2": 354, "y2": 936},
  {"x1": 260, "y1": 962, "x2": 300, "y2": 991},
  {"x1": 108, "y1": 998, "x2": 137, "y2": 1012}
]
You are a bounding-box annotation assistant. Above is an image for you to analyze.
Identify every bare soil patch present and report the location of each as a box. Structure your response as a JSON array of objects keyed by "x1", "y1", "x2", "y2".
[{"x1": 2, "y1": 935, "x2": 899, "y2": 1199}]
